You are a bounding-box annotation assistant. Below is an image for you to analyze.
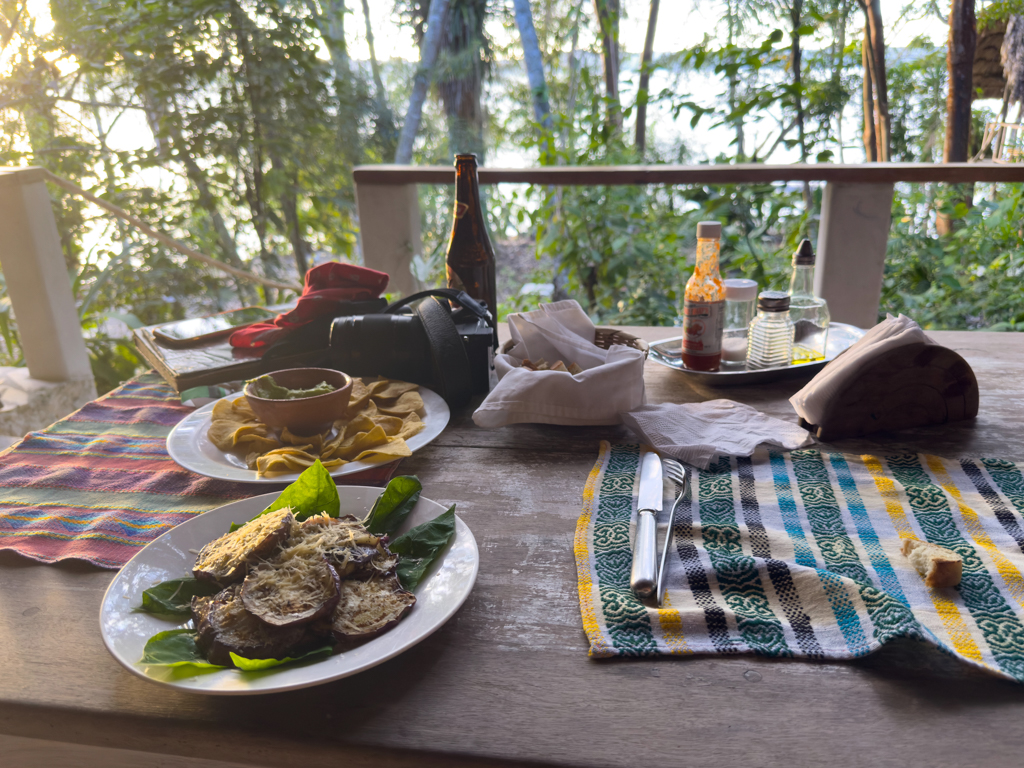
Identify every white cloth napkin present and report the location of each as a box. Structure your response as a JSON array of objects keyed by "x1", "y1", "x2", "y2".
[
  {"x1": 621, "y1": 400, "x2": 814, "y2": 469},
  {"x1": 790, "y1": 314, "x2": 934, "y2": 426},
  {"x1": 472, "y1": 300, "x2": 646, "y2": 427}
]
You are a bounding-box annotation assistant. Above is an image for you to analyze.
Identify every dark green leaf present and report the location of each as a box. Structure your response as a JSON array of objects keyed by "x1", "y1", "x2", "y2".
[
  {"x1": 390, "y1": 505, "x2": 456, "y2": 591},
  {"x1": 364, "y1": 475, "x2": 422, "y2": 535},
  {"x1": 135, "y1": 577, "x2": 220, "y2": 618},
  {"x1": 231, "y1": 460, "x2": 340, "y2": 530}
]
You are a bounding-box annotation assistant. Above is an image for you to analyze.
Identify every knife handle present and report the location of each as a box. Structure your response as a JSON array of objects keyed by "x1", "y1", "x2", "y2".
[{"x1": 631, "y1": 509, "x2": 658, "y2": 599}]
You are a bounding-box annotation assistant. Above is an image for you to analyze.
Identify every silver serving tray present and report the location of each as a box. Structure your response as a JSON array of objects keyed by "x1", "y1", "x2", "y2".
[{"x1": 649, "y1": 322, "x2": 866, "y2": 387}]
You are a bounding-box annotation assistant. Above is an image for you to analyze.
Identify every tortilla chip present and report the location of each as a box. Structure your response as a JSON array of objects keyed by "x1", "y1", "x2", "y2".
[
  {"x1": 397, "y1": 414, "x2": 426, "y2": 441},
  {"x1": 208, "y1": 421, "x2": 242, "y2": 452},
  {"x1": 377, "y1": 391, "x2": 423, "y2": 416},
  {"x1": 346, "y1": 378, "x2": 372, "y2": 414},
  {"x1": 351, "y1": 438, "x2": 412, "y2": 463},
  {"x1": 229, "y1": 397, "x2": 257, "y2": 421},
  {"x1": 212, "y1": 399, "x2": 239, "y2": 422},
  {"x1": 370, "y1": 380, "x2": 419, "y2": 401},
  {"x1": 370, "y1": 414, "x2": 404, "y2": 437},
  {"x1": 280, "y1": 427, "x2": 325, "y2": 453},
  {"x1": 234, "y1": 434, "x2": 282, "y2": 453},
  {"x1": 329, "y1": 425, "x2": 389, "y2": 461}
]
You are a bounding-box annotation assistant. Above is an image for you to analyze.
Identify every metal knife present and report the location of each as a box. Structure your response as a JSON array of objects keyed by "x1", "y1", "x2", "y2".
[{"x1": 630, "y1": 451, "x2": 663, "y2": 600}]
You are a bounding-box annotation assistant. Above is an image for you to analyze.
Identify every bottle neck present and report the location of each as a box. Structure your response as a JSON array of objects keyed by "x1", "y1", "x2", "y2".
[
  {"x1": 694, "y1": 237, "x2": 721, "y2": 278},
  {"x1": 454, "y1": 157, "x2": 484, "y2": 225},
  {"x1": 789, "y1": 264, "x2": 816, "y2": 298}
]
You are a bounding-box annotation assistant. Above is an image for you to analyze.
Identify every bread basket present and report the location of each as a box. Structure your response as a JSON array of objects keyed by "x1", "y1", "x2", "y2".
[{"x1": 502, "y1": 327, "x2": 649, "y2": 358}]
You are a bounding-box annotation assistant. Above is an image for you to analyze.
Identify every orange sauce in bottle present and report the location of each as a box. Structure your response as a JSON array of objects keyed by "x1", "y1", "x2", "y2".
[{"x1": 681, "y1": 223, "x2": 725, "y2": 371}]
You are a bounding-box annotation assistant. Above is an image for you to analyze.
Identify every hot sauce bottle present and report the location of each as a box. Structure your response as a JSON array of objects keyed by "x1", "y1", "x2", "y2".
[{"x1": 681, "y1": 221, "x2": 725, "y2": 371}]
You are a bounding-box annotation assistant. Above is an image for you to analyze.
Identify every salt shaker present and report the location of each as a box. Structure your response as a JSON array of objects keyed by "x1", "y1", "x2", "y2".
[
  {"x1": 721, "y1": 279, "x2": 758, "y2": 369},
  {"x1": 746, "y1": 291, "x2": 794, "y2": 369}
]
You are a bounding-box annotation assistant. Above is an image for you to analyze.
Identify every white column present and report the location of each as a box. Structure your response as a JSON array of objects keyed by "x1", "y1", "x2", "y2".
[
  {"x1": 815, "y1": 181, "x2": 895, "y2": 329},
  {"x1": 355, "y1": 183, "x2": 422, "y2": 297},
  {"x1": 0, "y1": 168, "x2": 93, "y2": 382}
]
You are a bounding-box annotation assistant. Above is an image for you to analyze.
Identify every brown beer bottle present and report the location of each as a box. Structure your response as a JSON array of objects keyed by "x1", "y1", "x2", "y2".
[{"x1": 446, "y1": 154, "x2": 497, "y2": 328}]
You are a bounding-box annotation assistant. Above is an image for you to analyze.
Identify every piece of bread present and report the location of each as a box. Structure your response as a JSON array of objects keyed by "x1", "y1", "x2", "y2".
[{"x1": 901, "y1": 538, "x2": 963, "y2": 588}]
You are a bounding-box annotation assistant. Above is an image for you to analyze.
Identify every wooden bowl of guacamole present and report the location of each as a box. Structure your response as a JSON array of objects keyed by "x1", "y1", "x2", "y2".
[{"x1": 244, "y1": 368, "x2": 352, "y2": 436}]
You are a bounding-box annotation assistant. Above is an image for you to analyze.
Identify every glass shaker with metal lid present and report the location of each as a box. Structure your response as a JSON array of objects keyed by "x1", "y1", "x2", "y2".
[{"x1": 746, "y1": 291, "x2": 794, "y2": 369}]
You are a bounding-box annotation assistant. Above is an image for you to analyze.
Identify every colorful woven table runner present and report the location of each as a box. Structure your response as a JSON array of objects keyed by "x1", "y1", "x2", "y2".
[
  {"x1": 575, "y1": 442, "x2": 1024, "y2": 682},
  {"x1": 0, "y1": 372, "x2": 399, "y2": 569}
]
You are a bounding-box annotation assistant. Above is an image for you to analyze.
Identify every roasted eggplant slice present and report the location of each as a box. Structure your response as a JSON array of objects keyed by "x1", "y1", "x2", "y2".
[
  {"x1": 330, "y1": 575, "x2": 416, "y2": 641},
  {"x1": 241, "y1": 552, "x2": 341, "y2": 627},
  {"x1": 193, "y1": 508, "x2": 295, "y2": 586},
  {"x1": 192, "y1": 585, "x2": 319, "y2": 666}
]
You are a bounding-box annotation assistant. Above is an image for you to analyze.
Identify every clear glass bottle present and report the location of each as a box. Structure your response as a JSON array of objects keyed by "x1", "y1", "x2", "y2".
[
  {"x1": 721, "y1": 278, "x2": 758, "y2": 369},
  {"x1": 746, "y1": 291, "x2": 794, "y2": 369},
  {"x1": 788, "y1": 239, "x2": 830, "y2": 364},
  {"x1": 681, "y1": 221, "x2": 725, "y2": 372}
]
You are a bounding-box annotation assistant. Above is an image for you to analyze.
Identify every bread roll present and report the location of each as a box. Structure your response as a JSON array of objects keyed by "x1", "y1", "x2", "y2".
[{"x1": 901, "y1": 538, "x2": 962, "y2": 588}]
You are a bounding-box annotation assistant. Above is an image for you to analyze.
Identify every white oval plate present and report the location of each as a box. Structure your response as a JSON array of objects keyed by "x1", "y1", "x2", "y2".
[
  {"x1": 166, "y1": 385, "x2": 450, "y2": 484},
  {"x1": 100, "y1": 488, "x2": 478, "y2": 695}
]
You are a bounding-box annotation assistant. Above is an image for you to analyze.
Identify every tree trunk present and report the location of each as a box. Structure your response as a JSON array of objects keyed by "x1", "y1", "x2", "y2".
[
  {"x1": 361, "y1": 0, "x2": 398, "y2": 156},
  {"x1": 305, "y1": 0, "x2": 348, "y2": 81},
  {"x1": 789, "y1": 0, "x2": 811, "y2": 214},
  {"x1": 395, "y1": 0, "x2": 451, "y2": 164},
  {"x1": 863, "y1": 0, "x2": 890, "y2": 161},
  {"x1": 592, "y1": 0, "x2": 621, "y2": 130},
  {"x1": 635, "y1": 0, "x2": 660, "y2": 156},
  {"x1": 513, "y1": 0, "x2": 553, "y2": 151},
  {"x1": 939, "y1": 0, "x2": 976, "y2": 235},
  {"x1": 726, "y1": 0, "x2": 744, "y2": 157},
  {"x1": 862, "y1": 23, "x2": 878, "y2": 161},
  {"x1": 944, "y1": 0, "x2": 977, "y2": 163}
]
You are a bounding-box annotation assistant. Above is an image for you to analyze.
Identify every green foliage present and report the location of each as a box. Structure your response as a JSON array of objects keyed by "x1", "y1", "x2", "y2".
[{"x1": 883, "y1": 185, "x2": 1024, "y2": 330}]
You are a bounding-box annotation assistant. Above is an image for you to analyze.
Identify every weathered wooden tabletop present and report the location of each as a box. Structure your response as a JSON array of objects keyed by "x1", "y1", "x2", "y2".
[{"x1": 2, "y1": 328, "x2": 1023, "y2": 768}]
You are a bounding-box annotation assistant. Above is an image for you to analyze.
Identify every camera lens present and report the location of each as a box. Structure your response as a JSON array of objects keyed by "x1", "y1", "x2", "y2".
[{"x1": 329, "y1": 314, "x2": 432, "y2": 384}]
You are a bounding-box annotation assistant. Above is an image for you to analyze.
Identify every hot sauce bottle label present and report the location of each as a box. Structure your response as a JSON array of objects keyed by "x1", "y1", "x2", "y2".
[{"x1": 682, "y1": 300, "x2": 724, "y2": 355}]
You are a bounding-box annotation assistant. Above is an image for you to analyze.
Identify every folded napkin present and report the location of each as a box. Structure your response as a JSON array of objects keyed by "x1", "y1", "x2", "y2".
[
  {"x1": 790, "y1": 314, "x2": 934, "y2": 426},
  {"x1": 621, "y1": 400, "x2": 814, "y2": 469},
  {"x1": 472, "y1": 300, "x2": 646, "y2": 427},
  {"x1": 576, "y1": 442, "x2": 1024, "y2": 683}
]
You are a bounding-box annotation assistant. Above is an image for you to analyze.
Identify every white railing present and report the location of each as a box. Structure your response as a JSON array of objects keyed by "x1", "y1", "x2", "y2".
[{"x1": 353, "y1": 162, "x2": 1024, "y2": 329}]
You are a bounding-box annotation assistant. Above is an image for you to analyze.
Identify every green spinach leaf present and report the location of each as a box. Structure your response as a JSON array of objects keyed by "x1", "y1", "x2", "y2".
[
  {"x1": 231, "y1": 459, "x2": 340, "y2": 530},
  {"x1": 230, "y1": 645, "x2": 333, "y2": 671},
  {"x1": 135, "y1": 577, "x2": 220, "y2": 618},
  {"x1": 389, "y1": 505, "x2": 457, "y2": 591},
  {"x1": 364, "y1": 475, "x2": 422, "y2": 535},
  {"x1": 140, "y1": 629, "x2": 225, "y2": 671}
]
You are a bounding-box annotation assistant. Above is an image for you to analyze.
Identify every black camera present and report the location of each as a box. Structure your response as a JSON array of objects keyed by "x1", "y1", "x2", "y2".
[{"x1": 329, "y1": 289, "x2": 494, "y2": 407}]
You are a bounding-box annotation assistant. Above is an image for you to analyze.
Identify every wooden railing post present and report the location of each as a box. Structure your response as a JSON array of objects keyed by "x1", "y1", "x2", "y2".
[
  {"x1": 815, "y1": 182, "x2": 895, "y2": 329},
  {"x1": 354, "y1": 182, "x2": 422, "y2": 297},
  {"x1": 0, "y1": 168, "x2": 93, "y2": 383}
]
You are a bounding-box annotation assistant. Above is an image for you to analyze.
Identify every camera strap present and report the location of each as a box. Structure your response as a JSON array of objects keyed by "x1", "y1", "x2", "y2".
[
  {"x1": 410, "y1": 298, "x2": 474, "y2": 407},
  {"x1": 383, "y1": 288, "x2": 493, "y2": 327}
]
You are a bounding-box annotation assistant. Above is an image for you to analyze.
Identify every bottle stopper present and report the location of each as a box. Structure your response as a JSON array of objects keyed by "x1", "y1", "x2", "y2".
[
  {"x1": 696, "y1": 221, "x2": 722, "y2": 239},
  {"x1": 793, "y1": 239, "x2": 816, "y2": 266}
]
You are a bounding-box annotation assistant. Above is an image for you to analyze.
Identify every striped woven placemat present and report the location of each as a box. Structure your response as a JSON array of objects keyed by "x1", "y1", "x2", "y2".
[
  {"x1": 575, "y1": 442, "x2": 1024, "y2": 682},
  {"x1": 0, "y1": 372, "x2": 400, "y2": 569}
]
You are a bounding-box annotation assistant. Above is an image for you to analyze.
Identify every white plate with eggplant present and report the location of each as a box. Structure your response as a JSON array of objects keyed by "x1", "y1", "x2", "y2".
[{"x1": 100, "y1": 464, "x2": 478, "y2": 694}]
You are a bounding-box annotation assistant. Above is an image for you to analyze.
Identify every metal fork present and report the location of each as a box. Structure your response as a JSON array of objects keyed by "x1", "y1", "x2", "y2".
[{"x1": 656, "y1": 459, "x2": 688, "y2": 606}]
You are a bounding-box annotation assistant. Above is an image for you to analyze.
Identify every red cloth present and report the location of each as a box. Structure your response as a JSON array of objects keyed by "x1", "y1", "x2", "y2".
[{"x1": 230, "y1": 262, "x2": 389, "y2": 350}]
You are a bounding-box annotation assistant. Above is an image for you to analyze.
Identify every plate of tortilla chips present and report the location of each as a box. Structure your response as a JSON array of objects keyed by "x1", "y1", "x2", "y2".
[{"x1": 166, "y1": 377, "x2": 450, "y2": 483}]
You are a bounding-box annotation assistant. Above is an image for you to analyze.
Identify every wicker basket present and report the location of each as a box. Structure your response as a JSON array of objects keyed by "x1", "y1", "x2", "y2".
[{"x1": 501, "y1": 327, "x2": 649, "y2": 358}]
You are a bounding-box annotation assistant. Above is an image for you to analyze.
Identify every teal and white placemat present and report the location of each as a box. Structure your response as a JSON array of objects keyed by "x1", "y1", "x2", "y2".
[{"x1": 575, "y1": 442, "x2": 1024, "y2": 681}]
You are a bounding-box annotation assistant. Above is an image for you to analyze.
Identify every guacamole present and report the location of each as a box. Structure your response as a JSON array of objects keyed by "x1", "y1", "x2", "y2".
[{"x1": 247, "y1": 374, "x2": 336, "y2": 400}]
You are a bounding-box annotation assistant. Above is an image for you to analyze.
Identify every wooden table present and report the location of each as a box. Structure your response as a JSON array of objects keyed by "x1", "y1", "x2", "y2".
[{"x1": 2, "y1": 328, "x2": 1023, "y2": 768}]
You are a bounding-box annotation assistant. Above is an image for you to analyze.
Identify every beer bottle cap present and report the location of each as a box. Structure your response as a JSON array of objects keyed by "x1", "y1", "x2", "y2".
[{"x1": 696, "y1": 221, "x2": 721, "y2": 239}]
